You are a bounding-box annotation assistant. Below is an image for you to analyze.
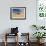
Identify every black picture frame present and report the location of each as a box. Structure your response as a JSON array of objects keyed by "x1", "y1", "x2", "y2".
[{"x1": 10, "y1": 7, "x2": 26, "y2": 20}]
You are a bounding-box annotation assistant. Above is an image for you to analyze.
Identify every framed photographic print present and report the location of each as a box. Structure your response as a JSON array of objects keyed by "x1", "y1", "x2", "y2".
[{"x1": 10, "y1": 7, "x2": 26, "y2": 20}]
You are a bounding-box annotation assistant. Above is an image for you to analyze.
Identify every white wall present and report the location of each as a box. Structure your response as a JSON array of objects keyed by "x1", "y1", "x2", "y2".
[
  {"x1": 0, "y1": 0, "x2": 36, "y2": 34},
  {"x1": 0, "y1": 0, "x2": 37, "y2": 42}
]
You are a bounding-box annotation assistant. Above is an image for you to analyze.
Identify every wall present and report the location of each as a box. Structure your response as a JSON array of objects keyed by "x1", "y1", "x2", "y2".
[{"x1": 0, "y1": 0, "x2": 37, "y2": 42}]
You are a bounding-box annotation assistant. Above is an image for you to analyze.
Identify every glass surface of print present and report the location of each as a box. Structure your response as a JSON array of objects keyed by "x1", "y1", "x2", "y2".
[{"x1": 10, "y1": 7, "x2": 26, "y2": 20}]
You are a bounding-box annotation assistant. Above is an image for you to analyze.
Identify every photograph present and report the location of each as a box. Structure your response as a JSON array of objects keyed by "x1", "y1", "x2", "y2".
[
  {"x1": 10, "y1": 7, "x2": 26, "y2": 20},
  {"x1": 1, "y1": 0, "x2": 46, "y2": 46}
]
